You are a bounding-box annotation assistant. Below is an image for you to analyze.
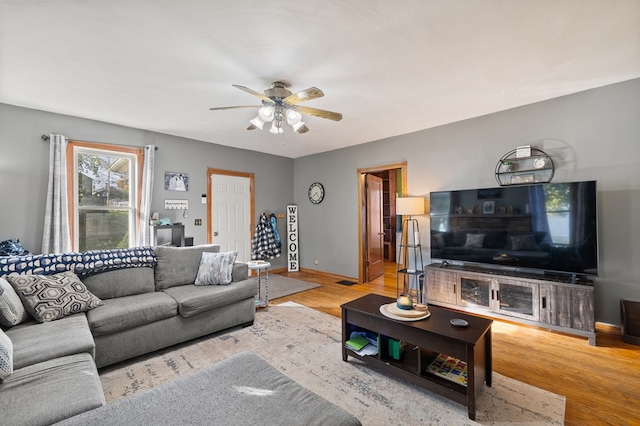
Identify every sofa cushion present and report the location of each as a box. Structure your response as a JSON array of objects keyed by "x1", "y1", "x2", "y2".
[
  {"x1": 5, "y1": 313, "x2": 95, "y2": 370},
  {"x1": 0, "y1": 277, "x2": 30, "y2": 327},
  {"x1": 6, "y1": 271, "x2": 102, "y2": 323},
  {"x1": 154, "y1": 245, "x2": 220, "y2": 290},
  {"x1": 195, "y1": 251, "x2": 238, "y2": 285},
  {"x1": 0, "y1": 353, "x2": 105, "y2": 426},
  {"x1": 163, "y1": 279, "x2": 256, "y2": 318},
  {"x1": 0, "y1": 328, "x2": 12, "y2": 380},
  {"x1": 87, "y1": 292, "x2": 177, "y2": 336},
  {"x1": 81, "y1": 267, "x2": 155, "y2": 300}
]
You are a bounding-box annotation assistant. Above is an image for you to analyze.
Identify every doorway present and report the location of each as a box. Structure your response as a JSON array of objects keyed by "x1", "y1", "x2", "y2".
[
  {"x1": 206, "y1": 168, "x2": 255, "y2": 263},
  {"x1": 357, "y1": 162, "x2": 407, "y2": 283}
]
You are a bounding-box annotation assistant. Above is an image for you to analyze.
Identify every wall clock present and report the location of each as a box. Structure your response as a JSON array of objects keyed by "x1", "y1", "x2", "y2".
[{"x1": 308, "y1": 182, "x2": 325, "y2": 204}]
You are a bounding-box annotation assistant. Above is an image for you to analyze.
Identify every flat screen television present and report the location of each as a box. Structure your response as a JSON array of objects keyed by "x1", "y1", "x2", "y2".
[{"x1": 429, "y1": 181, "x2": 598, "y2": 278}]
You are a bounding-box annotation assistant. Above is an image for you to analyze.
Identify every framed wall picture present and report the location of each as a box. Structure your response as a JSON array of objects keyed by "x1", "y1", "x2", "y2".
[
  {"x1": 164, "y1": 172, "x2": 189, "y2": 191},
  {"x1": 477, "y1": 188, "x2": 502, "y2": 199},
  {"x1": 483, "y1": 201, "x2": 495, "y2": 214}
]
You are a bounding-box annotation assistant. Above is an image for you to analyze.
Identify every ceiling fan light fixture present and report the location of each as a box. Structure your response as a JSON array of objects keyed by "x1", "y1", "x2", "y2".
[
  {"x1": 269, "y1": 121, "x2": 283, "y2": 134},
  {"x1": 286, "y1": 109, "x2": 302, "y2": 125},
  {"x1": 258, "y1": 106, "x2": 275, "y2": 122},
  {"x1": 249, "y1": 116, "x2": 265, "y2": 129}
]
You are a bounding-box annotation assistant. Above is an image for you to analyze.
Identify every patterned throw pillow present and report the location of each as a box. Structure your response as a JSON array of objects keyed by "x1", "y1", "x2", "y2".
[
  {"x1": 0, "y1": 277, "x2": 30, "y2": 327},
  {"x1": 0, "y1": 328, "x2": 13, "y2": 381},
  {"x1": 464, "y1": 233, "x2": 485, "y2": 248},
  {"x1": 510, "y1": 234, "x2": 538, "y2": 251},
  {"x1": 195, "y1": 251, "x2": 238, "y2": 285},
  {"x1": 6, "y1": 271, "x2": 103, "y2": 323}
]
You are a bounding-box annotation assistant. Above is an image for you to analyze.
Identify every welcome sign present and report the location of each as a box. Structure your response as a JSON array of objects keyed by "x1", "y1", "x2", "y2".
[{"x1": 287, "y1": 204, "x2": 299, "y2": 272}]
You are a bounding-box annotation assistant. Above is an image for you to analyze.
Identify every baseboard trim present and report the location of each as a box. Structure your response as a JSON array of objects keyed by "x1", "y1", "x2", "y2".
[{"x1": 596, "y1": 322, "x2": 622, "y2": 336}]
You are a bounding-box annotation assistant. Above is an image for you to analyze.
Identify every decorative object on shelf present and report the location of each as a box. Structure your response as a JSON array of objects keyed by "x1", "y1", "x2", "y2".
[
  {"x1": 379, "y1": 303, "x2": 431, "y2": 321},
  {"x1": 482, "y1": 201, "x2": 495, "y2": 214},
  {"x1": 501, "y1": 161, "x2": 514, "y2": 172},
  {"x1": 515, "y1": 145, "x2": 532, "y2": 158},
  {"x1": 308, "y1": 182, "x2": 325, "y2": 204},
  {"x1": 396, "y1": 295, "x2": 414, "y2": 310},
  {"x1": 396, "y1": 196, "x2": 425, "y2": 305},
  {"x1": 495, "y1": 147, "x2": 554, "y2": 186}
]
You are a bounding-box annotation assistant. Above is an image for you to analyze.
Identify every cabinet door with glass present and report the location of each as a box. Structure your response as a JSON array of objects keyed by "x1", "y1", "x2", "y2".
[
  {"x1": 494, "y1": 278, "x2": 540, "y2": 321},
  {"x1": 457, "y1": 275, "x2": 492, "y2": 309}
]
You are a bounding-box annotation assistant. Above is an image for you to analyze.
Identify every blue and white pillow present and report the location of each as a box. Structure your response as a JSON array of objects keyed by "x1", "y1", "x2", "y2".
[
  {"x1": 195, "y1": 251, "x2": 238, "y2": 285},
  {"x1": 0, "y1": 328, "x2": 13, "y2": 381}
]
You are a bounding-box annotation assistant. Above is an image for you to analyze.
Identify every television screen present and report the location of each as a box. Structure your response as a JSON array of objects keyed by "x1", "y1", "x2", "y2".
[{"x1": 429, "y1": 181, "x2": 598, "y2": 277}]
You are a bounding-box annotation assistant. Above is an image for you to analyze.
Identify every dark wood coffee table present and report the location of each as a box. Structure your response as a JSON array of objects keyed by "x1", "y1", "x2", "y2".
[{"x1": 341, "y1": 293, "x2": 492, "y2": 420}]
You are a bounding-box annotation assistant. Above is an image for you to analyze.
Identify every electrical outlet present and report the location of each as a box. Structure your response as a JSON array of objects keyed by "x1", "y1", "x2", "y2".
[{"x1": 194, "y1": 219, "x2": 202, "y2": 226}]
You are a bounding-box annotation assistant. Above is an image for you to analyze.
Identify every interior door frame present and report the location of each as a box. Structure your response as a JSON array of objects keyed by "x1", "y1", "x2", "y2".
[
  {"x1": 206, "y1": 168, "x2": 255, "y2": 247},
  {"x1": 357, "y1": 161, "x2": 407, "y2": 283}
]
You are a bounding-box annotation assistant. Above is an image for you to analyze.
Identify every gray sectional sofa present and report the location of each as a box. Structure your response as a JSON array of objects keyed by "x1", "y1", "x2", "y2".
[{"x1": 0, "y1": 244, "x2": 257, "y2": 426}]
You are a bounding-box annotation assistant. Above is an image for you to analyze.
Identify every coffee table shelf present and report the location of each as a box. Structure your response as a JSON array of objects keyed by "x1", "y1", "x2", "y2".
[{"x1": 341, "y1": 293, "x2": 492, "y2": 420}]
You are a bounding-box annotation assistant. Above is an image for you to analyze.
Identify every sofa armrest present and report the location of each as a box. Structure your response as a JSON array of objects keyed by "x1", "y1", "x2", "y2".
[{"x1": 232, "y1": 262, "x2": 248, "y2": 282}]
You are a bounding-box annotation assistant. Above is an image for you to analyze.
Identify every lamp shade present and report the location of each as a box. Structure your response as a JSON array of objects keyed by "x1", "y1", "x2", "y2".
[{"x1": 396, "y1": 197, "x2": 425, "y2": 216}]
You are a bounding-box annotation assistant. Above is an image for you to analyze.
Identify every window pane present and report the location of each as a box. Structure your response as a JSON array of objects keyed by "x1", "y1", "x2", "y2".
[
  {"x1": 77, "y1": 153, "x2": 131, "y2": 207},
  {"x1": 79, "y1": 210, "x2": 130, "y2": 251},
  {"x1": 547, "y1": 211, "x2": 570, "y2": 244}
]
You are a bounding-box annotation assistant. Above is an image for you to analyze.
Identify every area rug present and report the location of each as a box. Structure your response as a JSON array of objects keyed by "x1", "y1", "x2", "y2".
[
  {"x1": 253, "y1": 273, "x2": 320, "y2": 301},
  {"x1": 99, "y1": 302, "x2": 566, "y2": 425}
]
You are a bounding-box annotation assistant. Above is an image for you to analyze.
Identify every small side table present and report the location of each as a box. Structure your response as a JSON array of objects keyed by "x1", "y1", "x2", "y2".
[{"x1": 248, "y1": 261, "x2": 271, "y2": 311}]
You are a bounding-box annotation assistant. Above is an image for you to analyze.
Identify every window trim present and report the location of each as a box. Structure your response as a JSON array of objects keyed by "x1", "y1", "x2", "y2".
[{"x1": 66, "y1": 140, "x2": 144, "y2": 251}]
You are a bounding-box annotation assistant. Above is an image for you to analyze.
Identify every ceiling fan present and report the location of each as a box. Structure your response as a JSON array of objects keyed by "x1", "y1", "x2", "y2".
[{"x1": 209, "y1": 81, "x2": 342, "y2": 134}]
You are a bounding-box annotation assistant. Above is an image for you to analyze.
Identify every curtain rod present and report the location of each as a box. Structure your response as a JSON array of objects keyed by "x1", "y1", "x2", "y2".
[{"x1": 41, "y1": 134, "x2": 159, "y2": 150}]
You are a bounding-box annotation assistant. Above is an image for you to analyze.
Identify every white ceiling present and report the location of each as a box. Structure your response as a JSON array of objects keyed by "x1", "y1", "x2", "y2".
[{"x1": 1, "y1": 1, "x2": 639, "y2": 158}]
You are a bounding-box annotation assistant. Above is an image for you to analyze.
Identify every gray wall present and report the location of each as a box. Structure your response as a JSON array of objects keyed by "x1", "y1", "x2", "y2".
[
  {"x1": 0, "y1": 104, "x2": 293, "y2": 270},
  {"x1": 294, "y1": 78, "x2": 640, "y2": 326},
  {"x1": 1, "y1": 78, "x2": 638, "y2": 325}
]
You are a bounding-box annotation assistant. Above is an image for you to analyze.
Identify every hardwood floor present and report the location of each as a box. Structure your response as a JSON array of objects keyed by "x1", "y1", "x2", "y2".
[{"x1": 271, "y1": 262, "x2": 640, "y2": 426}]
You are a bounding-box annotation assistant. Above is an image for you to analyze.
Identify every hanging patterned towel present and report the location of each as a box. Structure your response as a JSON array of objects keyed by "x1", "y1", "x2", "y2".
[
  {"x1": 270, "y1": 213, "x2": 281, "y2": 250},
  {"x1": 251, "y1": 213, "x2": 281, "y2": 260}
]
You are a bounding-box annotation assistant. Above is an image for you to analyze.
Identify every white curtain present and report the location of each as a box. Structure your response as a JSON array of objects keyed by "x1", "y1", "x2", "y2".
[
  {"x1": 42, "y1": 134, "x2": 72, "y2": 254},
  {"x1": 136, "y1": 144, "x2": 156, "y2": 246}
]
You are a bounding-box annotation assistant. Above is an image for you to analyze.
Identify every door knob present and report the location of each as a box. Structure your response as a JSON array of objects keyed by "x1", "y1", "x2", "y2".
[{"x1": 213, "y1": 232, "x2": 219, "y2": 236}]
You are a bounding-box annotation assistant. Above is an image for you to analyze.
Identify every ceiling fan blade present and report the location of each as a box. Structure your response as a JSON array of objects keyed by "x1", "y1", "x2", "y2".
[
  {"x1": 209, "y1": 105, "x2": 259, "y2": 111},
  {"x1": 246, "y1": 124, "x2": 258, "y2": 130},
  {"x1": 232, "y1": 84, "x2": 275, "y2": 104},
  {"x1": 295, "y1": 105, "x2": 343, "y2": 121},
  {"x1": 283, "y1": 87, "x2": 324, "y2": 105},
  {"x1": 296, "y1": 124, "x2": 310, "y2": 134}
]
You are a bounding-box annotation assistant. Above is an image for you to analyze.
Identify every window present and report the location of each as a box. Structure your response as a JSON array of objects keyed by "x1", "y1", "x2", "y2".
[
  {"x1": 544, "y1": 183, "x2": 570, "y2": 245},
  {"x1": 68, "y1": 141, "x2": 143, "y2": 251}
]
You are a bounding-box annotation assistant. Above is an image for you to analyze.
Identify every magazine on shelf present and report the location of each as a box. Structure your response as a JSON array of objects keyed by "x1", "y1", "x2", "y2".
[
  {"x1": 426, "y1": 353, "x2": 468, "y2": 386},
  {"x1": 345, "y1": 331, "x2": 378, "y2": 356}
]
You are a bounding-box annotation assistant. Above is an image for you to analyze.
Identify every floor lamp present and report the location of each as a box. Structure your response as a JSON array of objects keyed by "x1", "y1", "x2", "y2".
[{"x1": 396, "y1": 197, "x2": 425, "y2": 308}]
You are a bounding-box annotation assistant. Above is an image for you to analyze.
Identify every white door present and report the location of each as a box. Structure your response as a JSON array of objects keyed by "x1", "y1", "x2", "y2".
[{"x1": 209, "y1": 174, "x2": 252, "y2": 262}]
